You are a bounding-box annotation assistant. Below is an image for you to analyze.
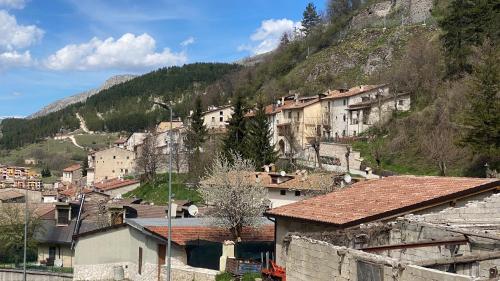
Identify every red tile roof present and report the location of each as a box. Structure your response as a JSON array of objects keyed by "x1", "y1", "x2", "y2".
[
  {"x1": 63, "y1": 164, "x2": 81, "y2": 172},
  {"x1": 146, "y1": 225, "x2": 274, "y2": 246},
  {"x1": 266, "y1": 176, "x2": 499, "y2": 226},
  {"x1": 94, "y1": 178, "x2": 139, "y2": 191}
]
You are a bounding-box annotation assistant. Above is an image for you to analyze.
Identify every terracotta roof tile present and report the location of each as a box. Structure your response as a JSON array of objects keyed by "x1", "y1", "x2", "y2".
[
  {"x1": 266, "y1": 176, "x2": 499, "y2": 226},
  {"x1": 147, "y1": 225, "x2": 274, "y2": 245},
  {"x1": 0, "y1": 189, "x2": 24, "y2": 201},
  {"x1": 94, "y1": 178, "x2": 139, "y2": 191},
  {"x1": 63, "y1": 164, "x2": 81, "y2": 172}
]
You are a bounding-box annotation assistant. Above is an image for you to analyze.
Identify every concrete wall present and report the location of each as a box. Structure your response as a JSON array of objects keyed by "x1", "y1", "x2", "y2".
[
  {"x1": 268, "y1": 188, "x2": 304, "y2": 208},
  {"x1": 285, "y1": 236, "x2": 479, "y2": 281},
  {"x1": 2, "y1": 188, "x2": 42, "y2": 203},
  {"x1": 74, "y1": 226, "x2": 186, "y2": 281},
  {"x1": 0, "y1": 269, "x2": 72, "y2": 281},
  {"x1": 165, "y1": 264, "x2": 218, "y2": 281}
]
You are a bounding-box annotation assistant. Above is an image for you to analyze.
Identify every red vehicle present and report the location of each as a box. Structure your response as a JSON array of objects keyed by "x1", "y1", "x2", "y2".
[{"x1": 261, "y1": 260, "x2": 286, "y2": 281}]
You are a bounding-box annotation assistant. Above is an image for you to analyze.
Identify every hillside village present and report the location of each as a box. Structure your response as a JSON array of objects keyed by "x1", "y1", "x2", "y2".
[{"x1": 0, "y1": 0, "x2": 499, "y2": 281}]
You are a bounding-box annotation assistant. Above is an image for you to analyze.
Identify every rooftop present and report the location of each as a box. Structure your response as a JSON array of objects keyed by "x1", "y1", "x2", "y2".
[
  {"x1": 0, "y1": 189, "x2": 24, "y2": 201},
  {"x1": 266, "y1": 176, "x2": 499, "y2": 226},
  {"x1": 63, "y1": 164, "x2": 81, "y2": 172},
  {"x1": 94, "y1": 178, "x2": 140, "y2": 191}
]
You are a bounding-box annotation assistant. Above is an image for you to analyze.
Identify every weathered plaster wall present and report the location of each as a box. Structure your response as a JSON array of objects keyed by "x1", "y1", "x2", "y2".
[{"x1": 285, "y1": 236, "x2": 479, "y2": 281}]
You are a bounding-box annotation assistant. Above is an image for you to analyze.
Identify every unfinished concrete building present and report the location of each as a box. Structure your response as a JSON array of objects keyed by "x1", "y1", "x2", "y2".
[{"x1": 283, "y1": 193, "x2": 500, "y2": 281}]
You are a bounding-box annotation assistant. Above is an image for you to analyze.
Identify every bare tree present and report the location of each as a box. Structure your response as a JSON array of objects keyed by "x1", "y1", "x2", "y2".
[
  {"x1": 136, "y1": 129, "x2": 164, "y2": 181},
  {"x1": 281, "y1": 124, "x2": 302, "y2": 166},
  {"x1": 199, "y1": 153, "x2": 269, "y2": 241}
]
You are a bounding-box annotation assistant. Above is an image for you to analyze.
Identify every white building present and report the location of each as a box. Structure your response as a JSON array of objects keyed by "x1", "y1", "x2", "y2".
[{"x1": 202, "y1": 105, "x2": 233, "y2": 131}]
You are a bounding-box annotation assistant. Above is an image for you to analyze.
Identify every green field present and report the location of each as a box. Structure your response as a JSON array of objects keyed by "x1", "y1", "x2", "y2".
[
  {"x1": 124, "y1": 173, "x2": 202, "y2": 204},
  {"x1": 74, "y1": 133, "x2": 119, "y2": 150}
]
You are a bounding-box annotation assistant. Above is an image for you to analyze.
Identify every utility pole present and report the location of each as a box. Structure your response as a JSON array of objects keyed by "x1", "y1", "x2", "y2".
[
  {"x1": 153, "y1": 100, "x2": 173, "y2": 281},
  {"x1": 23, "y1": 187, "x2": 28, "y2": 281}
]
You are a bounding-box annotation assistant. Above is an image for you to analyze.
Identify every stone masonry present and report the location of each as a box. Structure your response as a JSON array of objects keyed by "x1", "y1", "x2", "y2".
[{"x1": 285, "y1": 236, "x2": 481, "y2": 281}]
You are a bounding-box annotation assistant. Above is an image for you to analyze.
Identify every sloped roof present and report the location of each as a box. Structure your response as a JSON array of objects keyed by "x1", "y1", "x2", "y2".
[
  {"x1": 146, "y1": 224, "x2": 274, "y2": 245},
  {"x1": 94, "y1": 178, "x2": 139, "y2": 191},
  {"x1": 63, "y1": 164, "x2": 81, "y2": 172},
  {"x1": 266, "y1": 176, "x2": 499, "y2": 227},
  {"x1": 0, "y1": 189, "x2": 24, "y2": 201}
]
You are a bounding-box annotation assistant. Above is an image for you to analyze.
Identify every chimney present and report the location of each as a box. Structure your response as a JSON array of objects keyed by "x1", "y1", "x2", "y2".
[
  {"x1": 294, "y1": 93, "x2": 299, "y2": 105},
  {"x1": 281, "y1": 96, "x2": 285, "y2": 106},
  {"x1": 55, "y1": 202, "x2": 71, "y2": 226}
]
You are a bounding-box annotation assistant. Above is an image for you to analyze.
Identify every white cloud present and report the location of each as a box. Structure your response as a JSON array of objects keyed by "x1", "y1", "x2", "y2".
[
  {"x1": 44, "y1": 33, "x2": 187, "y2": 71},
  {"x1": 0, "y1": 0, "x2": 25, "y2": 9},
  {"x1": 239, "y1": 18, "x2": 301, "y2": 55},
  {"x1": 0, "y1": 10, "x2": 43, "y2": 51},
  {"x1": 180, "y1": 36, "x2": 195, "y2": 47},
  {"x1": 0, "y1": 50, "x2": 32, "y2": 69}
]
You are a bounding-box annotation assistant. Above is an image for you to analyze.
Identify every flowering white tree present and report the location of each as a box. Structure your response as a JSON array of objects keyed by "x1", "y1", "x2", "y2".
[{"x1": 200, "y1": 153, "x2": 269, "y2": 241}]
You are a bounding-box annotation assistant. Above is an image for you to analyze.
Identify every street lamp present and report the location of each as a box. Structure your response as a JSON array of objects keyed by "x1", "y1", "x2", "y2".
[{"x1": 153, "y1": 99, "x2": 173, "y2": 281}]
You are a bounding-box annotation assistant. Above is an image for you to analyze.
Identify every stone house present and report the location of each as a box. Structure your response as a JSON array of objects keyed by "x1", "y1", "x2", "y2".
[
  {"x1": 156, "y1": 120, "x2": 184, "y2": 133},
  {"x1": 284, "y1": 193, "x2": 500, "y2": 281},
  {"x1": 202, "y1": 105, "x2": 233, "y2": 131},
  {"x1": 61, "y1": 164, "x2": 82, "y2": 186},
  {"x1": 73, "y1": 217, "x2": 273, "y2": 281},
  {"x1": 125, "y1": 132, "x2": 147, "y2": 152},
  {"x1": 87, "y1": 147, "x2": 136, "y2": 184},
  {"x1": 265, "y1": 176, "x2": 500, "y2": 265}
]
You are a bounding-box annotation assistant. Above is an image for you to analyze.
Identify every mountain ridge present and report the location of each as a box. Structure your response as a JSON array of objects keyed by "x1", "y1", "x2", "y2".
[{"x1": 28, "y1": 74, "x2": 137, "y2": 119}]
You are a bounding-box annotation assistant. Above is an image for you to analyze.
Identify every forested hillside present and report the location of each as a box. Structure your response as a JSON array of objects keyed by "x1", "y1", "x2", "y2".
[
  {"x1": 1, "y1": 0, "x2": 497, "y2": 177},
  {"x1": 0, "y1": 63, "x2": 240, "y2": 149}
]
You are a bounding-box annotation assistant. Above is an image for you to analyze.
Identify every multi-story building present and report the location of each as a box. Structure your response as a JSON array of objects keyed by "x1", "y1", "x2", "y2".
[
  {"x1": 61, "y1": 164, "x2": 82, "y2": 186},
  {"x1": 87, "y1": 147, "x2": 136, "y2": 184},
  {"x1": 260, "y1": 85, "x2": 410, "y2": 156},
  {"x1": 202, "y1": 105, "x2": 233, "y2": 131}
]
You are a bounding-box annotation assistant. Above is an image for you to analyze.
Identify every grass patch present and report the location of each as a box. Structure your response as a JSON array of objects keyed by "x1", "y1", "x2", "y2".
[
  {"x1": 215, "y1": 272, "x2": 233, "y2": 281},
  {"x1": 74, "y1": 133, "x2": 119, "y2": 150},
  {"x1": 124, "y1": 173, "x2": 201, "y2": 204}
]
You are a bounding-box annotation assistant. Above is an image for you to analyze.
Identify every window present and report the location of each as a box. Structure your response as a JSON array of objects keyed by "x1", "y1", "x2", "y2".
[
  {"x1": 112, "y1": 170, "x2": 115, "y2": 173},
  {"x1": 353, "y1": 131, "x2": 357, "y2": 136},
  {"x1": 398, "y1": 100, "x2": 404, "y2": 106},
  {"x1": 288, "y1": 111, "x2": 292, "y2": 119},
  {"x1": 343, "y1": 99, "x2": 347, "y2": 106},
  {"x1": 212, "y1": 116, "x2": 215, "y2": 123},
  {"x1": 220, "y1": 116, "x2": 223, "y2": 122},
  {"x1": 220, "y1": 111, "x2": 223, "y2": 115},
  {"x1": 57, "y1": 209, "x2": 70, "y2": 225},
  {"x1": 280, "y1": 190, "x2": 286, "y2": 196},
  {"x1": 295, "y1": 191, "x2": 301, "y2": 196},
  {"x1": 342, "y1": 130, "x2": 346, "y2": 136},
  {"x1": 343, "y1": 115, "x2": 346, "y2": 122},
  {"x1": 126, "y1": 156, "x2": 129, "y2": 160},
  {"x1": 113, "y1": 156, "x2": 116, "y2": 159}
]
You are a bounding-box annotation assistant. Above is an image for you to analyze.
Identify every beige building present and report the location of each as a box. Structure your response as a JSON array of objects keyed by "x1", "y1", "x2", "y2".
[
  {"x1": 262, "y1": 85, "x2": 410, "y2": 156},
  {"x1": 202, "y1": 105, "x2": 233, "y2": 131},
  {"x1": 88, "y1": 147, "x2": 136, "y2": 183},
  {"x1": 61, "y1": 164, "x2": 82, "y2": 186}
]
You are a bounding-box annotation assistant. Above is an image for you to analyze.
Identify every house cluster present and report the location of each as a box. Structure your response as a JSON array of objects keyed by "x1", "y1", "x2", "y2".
[
  {"x1": 0, "y1": 164, "x2": 42, "y2": 190},
  {"x1": 36, "y1": 174, "x2": 498, "y2": 281}
]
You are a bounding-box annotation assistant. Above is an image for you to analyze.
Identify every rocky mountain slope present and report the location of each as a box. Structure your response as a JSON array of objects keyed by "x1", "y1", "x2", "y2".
[{"x1": 28, "y1": 74, "x2": 137, "y2": 119}]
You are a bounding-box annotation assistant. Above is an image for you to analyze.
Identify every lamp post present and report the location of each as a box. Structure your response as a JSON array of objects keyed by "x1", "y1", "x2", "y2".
[
  {"x1": 153, "y1": 100, "x2": 173, "y2": 281},
  {"x1": 23, "y1": 187, "x2": 28, "y2": 281}
]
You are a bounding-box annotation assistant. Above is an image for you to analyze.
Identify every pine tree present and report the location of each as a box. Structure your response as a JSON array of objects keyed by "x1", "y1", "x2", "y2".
[
  {"x1": 222, "y1": 95, "x2": 247, "y2": 157},
  {"x1": 459, "y1": 41, "x2": 500, "y2": 158},
  {"x1": 245, "y1": 101, "x2": 278, "y2": 170},
  {"x1": 185, "y1": 96, "x2": 208, "y2": 154},
  {"x1": 439, "y1": 0, "x2": 498, "y2": 79},
  {"x1": 301, "y1": 2, "x2": 321, "y2": 36}
]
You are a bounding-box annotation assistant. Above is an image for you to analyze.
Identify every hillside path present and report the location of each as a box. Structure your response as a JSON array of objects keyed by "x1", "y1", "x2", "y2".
[{"x1": 76, "y1": 112, "x2": 93, "y2": 134}]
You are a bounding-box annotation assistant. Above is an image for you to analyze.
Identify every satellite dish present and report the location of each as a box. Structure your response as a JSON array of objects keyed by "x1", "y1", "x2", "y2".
[
  {"x1": 188, "y1": 205, "x2": 199, "y2": 217},
  {"x1": 344, "y1": 174, "x2": 352, "y2": 184},
  {"x1": 280, "y1": 171, "x2": 286, "y2": 177}
]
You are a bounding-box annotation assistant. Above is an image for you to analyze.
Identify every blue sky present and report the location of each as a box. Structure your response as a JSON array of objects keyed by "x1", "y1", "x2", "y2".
[{"x1": 0, "y1": 0, "x2": 325, "y2": 117}]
